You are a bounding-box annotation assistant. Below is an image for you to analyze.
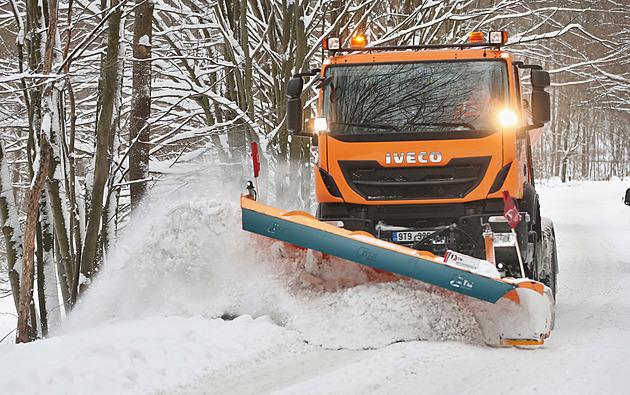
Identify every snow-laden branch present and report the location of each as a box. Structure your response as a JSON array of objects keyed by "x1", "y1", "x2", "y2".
[{"x1": 510, "y1": 23, "x2": 614, "y2": 50}]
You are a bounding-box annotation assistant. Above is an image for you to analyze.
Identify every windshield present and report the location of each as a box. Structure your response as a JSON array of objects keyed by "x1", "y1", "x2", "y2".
[{"x1": 321, "y1": 60, "x2": 509, "y2": 135}]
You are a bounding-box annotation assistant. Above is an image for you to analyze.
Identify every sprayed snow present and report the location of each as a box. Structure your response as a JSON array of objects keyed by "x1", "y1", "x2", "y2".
[{"x1": 64, "y1": 193, "x2": 481, "y2": 348}]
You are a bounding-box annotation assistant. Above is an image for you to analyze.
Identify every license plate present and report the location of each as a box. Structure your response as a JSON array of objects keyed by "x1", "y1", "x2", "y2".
[{"x1": 393, "y1": 231, "x2": 434, "y2": 243}]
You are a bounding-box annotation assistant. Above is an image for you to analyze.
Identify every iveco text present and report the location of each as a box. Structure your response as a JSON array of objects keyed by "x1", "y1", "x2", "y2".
[{"x1": 385, "y1": 152, "x2": 443, "y2": 165}]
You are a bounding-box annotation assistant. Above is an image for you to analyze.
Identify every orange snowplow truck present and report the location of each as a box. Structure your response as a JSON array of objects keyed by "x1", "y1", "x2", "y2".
[{"x1": 287, "y1": 32, "x2": 556, "y2": 292}]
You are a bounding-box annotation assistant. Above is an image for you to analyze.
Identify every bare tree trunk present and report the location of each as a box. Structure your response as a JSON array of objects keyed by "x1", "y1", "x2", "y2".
[
  {"x1": 16, "y1": 0, "x2": 61, "y2": 342},
  {"x1": 24, "y1": 0, "x2": 44, "y2": 179},
  {"x1": 81, "y1": 0, "x2": 121, "y2": 278},
  {"x1": 59, "y1": 0, "x2": 82, "y2": 306},
  {"x1": 35, "y1": 225, "x2": 47, "y2": 335},
  {"x1": 129, "y1": 0, "x2": 153, "y2": 210},
  {"x1": 560, "y1": 127, "x2": 569, "y2": 183},
  {"x1": 47, "y1": 173, "x2": 73, "y2": 304},
  {"x1": 39, "y1": 184, "x2": 62, "y2": 334},
  {"x1": 48, "y1": 53, "x2": 74, "y2": 310},
  {"x1": 101, "y1": 29, "x2": 125, "y2": 263},
  {"x1": 0, "y1": 141, "x2": 23, "y2": 313},
  {"x1": 17, "y1": 139, "x2": 52, "y2": 343},
  {"x1": 241, "y1": 0, "x2": 254, "y2": 123},
  {"x1": 289, "y1": 1, "x2": 310, "y2": 209}
]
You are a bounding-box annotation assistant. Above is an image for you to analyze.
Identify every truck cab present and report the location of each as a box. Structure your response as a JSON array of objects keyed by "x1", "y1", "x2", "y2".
[{"x1": 287, "y1": 32, "x2": 552, "y2": 284}]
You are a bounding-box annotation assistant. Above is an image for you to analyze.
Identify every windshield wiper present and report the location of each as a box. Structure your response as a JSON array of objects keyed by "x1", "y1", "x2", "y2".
[
  {"x1": 331, "y1": 122, "x2": 399, "y2": 132},
  {"x1": 407, "y1": 121, "x2": 476, "y2": 130}
]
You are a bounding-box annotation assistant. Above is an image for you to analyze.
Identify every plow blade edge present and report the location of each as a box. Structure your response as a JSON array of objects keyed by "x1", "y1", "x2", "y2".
[{"x1": 241, "y1": 196, "x2": 553, "y2": 345}]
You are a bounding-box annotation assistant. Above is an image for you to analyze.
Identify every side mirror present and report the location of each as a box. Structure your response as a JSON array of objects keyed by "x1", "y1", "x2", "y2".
[
  {"x1": 531, "y1": 90, "x2": 550, "y2": 124},
  {"x1": 286, "y1": 76, "x2": 304, "y2": 133},
  {"x1": 531, "y1": 70, "x2": 551, "y2": 125},
  {"x1": 286, "y1": 76, "x2": 303, "y2": 97},
  {"x1": 531, "y1": 70, "x2": 550, "y2": 89},
  {"x1": 624, "y1": 188, "x2": 630, "y2": 206}
]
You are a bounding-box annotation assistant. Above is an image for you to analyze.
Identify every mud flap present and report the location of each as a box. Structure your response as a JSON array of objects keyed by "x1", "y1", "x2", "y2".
[{"x1": 241, "y1": 196, "x2": 554, "y2": 345}]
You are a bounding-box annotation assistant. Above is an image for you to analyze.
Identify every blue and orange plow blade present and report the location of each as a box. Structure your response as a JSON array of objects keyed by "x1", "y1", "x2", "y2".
[{"x1": 241, "y1": 196, "x2": 554, "y2": 345}]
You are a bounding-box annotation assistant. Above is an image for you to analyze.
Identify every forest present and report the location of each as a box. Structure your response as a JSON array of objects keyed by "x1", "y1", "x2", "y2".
[{"x1": 0, "y1": 0, "x2": 628, "y2": 342}]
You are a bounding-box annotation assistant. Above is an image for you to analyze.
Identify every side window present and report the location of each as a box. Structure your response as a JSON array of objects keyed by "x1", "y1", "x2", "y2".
[{"x1": 513, "y1": 65, "x2": 523, "y2": 122}]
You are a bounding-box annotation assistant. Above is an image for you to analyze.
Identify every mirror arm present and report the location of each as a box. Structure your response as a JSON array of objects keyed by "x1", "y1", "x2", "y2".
[
  {"x1": 293, "y1": 131, "x2": 316, "y2": 137},
  {"x1": 293, "y1": 69, "x2": 321, "y2": 79},
  {"x1": 516, "y1": 123, "x2": 544, "y2": 139}
]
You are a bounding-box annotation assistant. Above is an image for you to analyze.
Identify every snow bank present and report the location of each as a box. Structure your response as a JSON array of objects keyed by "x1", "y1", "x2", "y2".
[{"x1": 2, "y1": 315, "x2": 304, "y2": 394}]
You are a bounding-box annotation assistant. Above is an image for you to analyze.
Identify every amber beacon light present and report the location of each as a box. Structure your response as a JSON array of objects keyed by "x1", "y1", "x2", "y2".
[
  {"x1": 350, "y1": 35, "x2": 367, "y2": 48},
  {"x1": 468, "y1": 32, "x2": 484, "y2": 43}
]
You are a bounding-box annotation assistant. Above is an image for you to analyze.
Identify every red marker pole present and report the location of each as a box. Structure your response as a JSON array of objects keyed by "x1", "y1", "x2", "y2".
[
  {"x1": 502, "y1": 190, "x2": 525, "y2": 278},
  {"x1": 251, "y1": 142, "x2": 260, "y2": 200}
]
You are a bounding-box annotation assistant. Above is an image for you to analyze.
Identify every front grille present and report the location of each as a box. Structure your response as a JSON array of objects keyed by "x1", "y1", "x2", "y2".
[{"x1": 339, "y1": 157, "x2": 491, "y2": 200}]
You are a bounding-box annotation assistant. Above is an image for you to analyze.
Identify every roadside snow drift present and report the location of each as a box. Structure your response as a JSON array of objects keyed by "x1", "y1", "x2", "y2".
[{"x1": 2, "y1": 315, "x2": 302, "y2": 394}]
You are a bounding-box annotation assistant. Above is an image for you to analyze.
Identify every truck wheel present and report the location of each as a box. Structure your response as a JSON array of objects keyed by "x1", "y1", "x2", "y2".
[
  {"x1": 522, "y1": 183, "x2": 543, "y2": 280},
  {"x1": 541, "y1": 217, "x2": 558, "y2": 300}
]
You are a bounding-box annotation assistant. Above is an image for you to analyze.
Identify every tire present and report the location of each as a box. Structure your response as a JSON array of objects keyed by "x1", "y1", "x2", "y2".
[
  {"x1": 541, "y1": 217, "x2": 558, "y2": 300},
  {"x1": 522, "y1": 183, "x2": 542, "y2": 280}
]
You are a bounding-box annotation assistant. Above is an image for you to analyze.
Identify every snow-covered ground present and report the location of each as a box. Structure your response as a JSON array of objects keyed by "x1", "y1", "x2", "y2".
[{"x1": 1, "y1": 176, "x2": 629, "y2": 394}]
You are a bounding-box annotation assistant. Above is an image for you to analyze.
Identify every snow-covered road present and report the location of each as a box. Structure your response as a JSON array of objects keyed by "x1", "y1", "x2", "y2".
[{"x1": 1, "y1": 179, "x2": 629, "y2": 394}]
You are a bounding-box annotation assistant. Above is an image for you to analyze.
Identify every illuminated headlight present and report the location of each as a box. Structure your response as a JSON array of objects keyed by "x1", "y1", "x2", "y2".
[
  {"x1": 312, "y1": 117, "x2": 328, "y2": 132},
  {"x1": 498, "y1": 109, "x2": 518, "y2": 127}
]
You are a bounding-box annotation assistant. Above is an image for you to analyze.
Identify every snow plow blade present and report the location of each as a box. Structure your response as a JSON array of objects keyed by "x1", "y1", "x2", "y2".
[{"x1": 241, "y1": 196, "x2": 554, "y2": 346}]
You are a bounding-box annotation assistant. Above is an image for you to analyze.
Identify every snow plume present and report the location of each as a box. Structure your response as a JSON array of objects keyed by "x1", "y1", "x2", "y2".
[
  {"x1": 63, "y1": 199, "x2": 280, "y2": 329},
  {"x1": 62, "y1": 169, "x2": 483, "y2": 348}
]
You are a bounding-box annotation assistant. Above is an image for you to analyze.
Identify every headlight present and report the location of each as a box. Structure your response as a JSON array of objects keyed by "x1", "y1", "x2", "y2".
[{"x1": 499, "y1": 109, "x2": 518, "y2": 127}]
